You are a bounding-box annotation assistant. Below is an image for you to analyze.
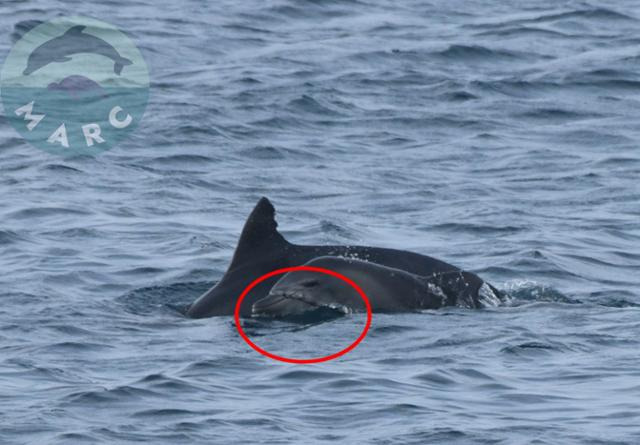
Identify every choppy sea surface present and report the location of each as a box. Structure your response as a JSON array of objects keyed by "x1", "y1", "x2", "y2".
[{"x1": 1, "y1": 0, "x2": 640, "y2": 443}]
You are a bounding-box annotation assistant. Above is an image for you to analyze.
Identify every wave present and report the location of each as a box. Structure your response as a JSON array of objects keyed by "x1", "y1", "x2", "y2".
[
  {"x1": 474, "y1": 26, "x2": 573, "y2": 38},
  {"x1": 469, "y1": 7, "x2": 636, "y2": 30},
  {"x1": 6, "y1": 207, "x2": 93, "y2": 219},
  {"x1": 502, "y1": 280, "x2": 581, "y2": 304},
  {"x1": 0, "y1": 230, "x2": 28, "y2": 245},
  {"x1": 501, "y1": 341, "x2": 567, "y2": 355},
  {"x1": 117, "y1": 281, "x2": 211, "y2": 315},
  {"x1": 436, "y1": 44, "x2": 524, "y2": 61}
]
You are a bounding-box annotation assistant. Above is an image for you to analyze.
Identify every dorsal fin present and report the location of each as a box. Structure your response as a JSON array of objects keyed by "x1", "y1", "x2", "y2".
[
  {"x1": 64, "y1": 25, "x2": 86, "y2": 35},
  {"x1": 228, "y1": 197, "x2": 288, "y2": 268}
]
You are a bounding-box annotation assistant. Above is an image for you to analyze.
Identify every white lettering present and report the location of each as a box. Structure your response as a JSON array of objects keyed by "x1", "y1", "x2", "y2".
[
  {"x1": 109, "y1": 106, "x2": 132, "y2": 129},
  {"x1": 82, "y1": 123, "x2": 105, "y2": 147},
  {"x1": 15, "y1": 101, "x2": 45, "y2": 131},
  {"x1": 47, "y1": 123, "x2": 69, "y2": 148}
]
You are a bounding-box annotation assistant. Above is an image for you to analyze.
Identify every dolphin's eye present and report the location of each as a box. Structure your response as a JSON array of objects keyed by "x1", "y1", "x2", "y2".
[{"x1": 302, "y1": 279, "x2": 319, "y2": 288}]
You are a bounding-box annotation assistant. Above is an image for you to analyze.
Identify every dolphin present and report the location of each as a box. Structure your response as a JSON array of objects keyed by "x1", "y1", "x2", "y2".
[
  {"x1": 23, "y1": 25, "x2": 132, "y2": 76},
  {"x1": 252, "y1": 256, "x2": 502, "y2": 319},
  {"x1": 186, "y1": 197, "x2": 503, "y2": 318}
]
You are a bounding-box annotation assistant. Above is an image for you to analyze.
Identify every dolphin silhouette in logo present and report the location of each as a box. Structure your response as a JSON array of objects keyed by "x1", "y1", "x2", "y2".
[{"x1": 23, "y1": 25, "x2": 132, "y2": 76}]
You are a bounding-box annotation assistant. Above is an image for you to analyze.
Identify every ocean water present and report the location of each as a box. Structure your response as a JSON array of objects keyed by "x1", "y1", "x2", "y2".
[{"x1": 1, "y1": 0, "x2": 640, "y2": 443}]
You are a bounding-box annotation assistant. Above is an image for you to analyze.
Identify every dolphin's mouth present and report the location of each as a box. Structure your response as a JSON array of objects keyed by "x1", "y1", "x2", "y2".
[{"x1": 252, "y1": 291, "x2": 350, "y2": 320}]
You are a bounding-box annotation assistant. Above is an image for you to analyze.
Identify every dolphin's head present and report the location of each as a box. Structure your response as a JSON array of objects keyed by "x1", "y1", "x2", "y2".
[
  {"x1": 251, "y1": 265, "x2": 364, "y2": 319},
  {"x1": 23, "y1": 47, "x2": 56, "y2": 76},
  {"x1": 23, "y1": 54, "x2": 42, "y2": 75}
]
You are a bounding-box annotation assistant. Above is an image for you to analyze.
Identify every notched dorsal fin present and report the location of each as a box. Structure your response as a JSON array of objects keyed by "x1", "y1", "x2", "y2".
[{"x1": 229, "y1": 197, "x2": 288, "y2": 267}]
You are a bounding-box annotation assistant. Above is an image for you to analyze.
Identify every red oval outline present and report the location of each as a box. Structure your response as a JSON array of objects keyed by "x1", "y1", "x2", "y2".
[{"x1": 234, "y1": 266, "x2": 372, "y2": 364}]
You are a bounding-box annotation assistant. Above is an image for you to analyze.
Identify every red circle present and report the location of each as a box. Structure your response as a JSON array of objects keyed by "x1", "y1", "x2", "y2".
[{"x1": 234, "y1": 266, "x2": 372, "y2": 364}]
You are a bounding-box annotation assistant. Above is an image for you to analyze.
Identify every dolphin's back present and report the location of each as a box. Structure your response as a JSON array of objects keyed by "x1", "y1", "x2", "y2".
[{"x1": 292, "y1": 244, "x2": 459, "y2": 277}]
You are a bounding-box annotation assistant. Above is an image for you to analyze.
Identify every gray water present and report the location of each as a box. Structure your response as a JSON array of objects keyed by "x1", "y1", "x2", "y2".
[{"x1": 1, "y1": 0, "x2": 640, "y2": 443}]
